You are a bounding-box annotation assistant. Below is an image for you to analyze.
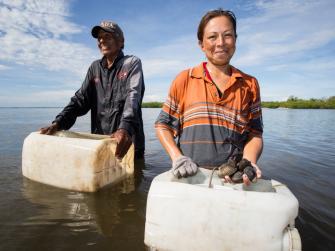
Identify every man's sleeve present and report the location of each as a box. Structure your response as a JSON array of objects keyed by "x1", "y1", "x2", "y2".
[
  {"x1": 118, "y1": 58, "x2": 145, "y2": 136},
  {"x1": 53, "y1": 65, "x2": 93, "y2": 130},
  {"x1": 248, "y1": 78, "x2": 263, "y2": 136}
]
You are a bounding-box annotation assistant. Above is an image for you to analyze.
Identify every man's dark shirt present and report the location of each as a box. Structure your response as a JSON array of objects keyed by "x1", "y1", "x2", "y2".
[{"x1": 54, "y1": 51, "x2": 145, "y2": 158}]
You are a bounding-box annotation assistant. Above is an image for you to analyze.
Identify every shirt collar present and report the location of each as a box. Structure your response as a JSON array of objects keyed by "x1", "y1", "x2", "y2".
[
  {"x1": 100, "y1": 50, "x2": 124, "y2": 69},
  {"x1": 191, "y1": 62, "x2": 244, "y2": 85}
]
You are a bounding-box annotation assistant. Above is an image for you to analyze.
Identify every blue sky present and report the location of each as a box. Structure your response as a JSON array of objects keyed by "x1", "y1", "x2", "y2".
[{"x1": 0, "y1": 0, "x2": 334, "y2": 106}]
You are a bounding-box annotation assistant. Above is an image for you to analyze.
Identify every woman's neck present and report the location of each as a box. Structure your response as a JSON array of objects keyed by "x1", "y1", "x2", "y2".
[
  {"x1": 206, "y1": 61, "x2": 232, "y2": 77},
  {"x1": 206, "y1": 62, "x2": 232, "y2": 93}
]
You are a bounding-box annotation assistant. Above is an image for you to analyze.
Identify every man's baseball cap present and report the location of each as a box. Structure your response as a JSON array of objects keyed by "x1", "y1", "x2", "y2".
[{"x1": 91, "y1": 20, "x2": 124, "y2": 43}]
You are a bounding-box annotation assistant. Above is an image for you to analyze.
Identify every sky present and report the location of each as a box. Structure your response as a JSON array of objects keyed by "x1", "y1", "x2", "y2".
[{"x1": 0, "y1": 0, "x2": 334, "y2": 106}]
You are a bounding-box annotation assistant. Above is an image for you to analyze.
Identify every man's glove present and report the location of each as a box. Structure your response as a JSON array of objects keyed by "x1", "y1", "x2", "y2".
[
  {"x1": 111, "y1": 129, "x2": 132, "y2": 159},
  {"x1": 172, "y1": 155, "x2": 198, "y2": 178}
]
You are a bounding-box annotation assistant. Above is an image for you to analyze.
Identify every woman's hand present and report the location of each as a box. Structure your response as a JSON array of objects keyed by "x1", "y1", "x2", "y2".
[
  {"x1": 222, "y1": 161, "x2": 262, "y2": 186},
  {"x1": 172, "y1": 155, "x2": 198, "y2": 178}
]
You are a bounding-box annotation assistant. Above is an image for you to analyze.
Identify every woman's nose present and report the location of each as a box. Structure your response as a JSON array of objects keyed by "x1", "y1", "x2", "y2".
[{"x1": 216, "y1": 35, "x2": 225, "y2": 46}]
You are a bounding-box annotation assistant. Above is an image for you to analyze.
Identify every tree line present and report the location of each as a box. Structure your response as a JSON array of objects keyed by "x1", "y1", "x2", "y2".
[
  {"x1": 262, "y1": 96, "x2": 335, "y2": 109},
  {"x1": 142, "y1": 96, "x2": 335, "y2": 109}
]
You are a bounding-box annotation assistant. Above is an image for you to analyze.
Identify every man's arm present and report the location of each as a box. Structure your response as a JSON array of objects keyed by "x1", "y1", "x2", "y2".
[
  {"x1": 118, "y1": 57, "x2": 144, "y2": 135},
  {"x1": 54, "y1": 68, "x2": 93, "y2": 130},
  {"x1": 113, "y1": 57, "x2": 144, "y2": 158},
  {"x1": 40, "y1": 65, "x2": 94, "y2": 134}
]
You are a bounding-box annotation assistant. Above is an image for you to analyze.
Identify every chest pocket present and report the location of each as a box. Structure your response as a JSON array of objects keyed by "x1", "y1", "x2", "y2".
[{"x1": 112, "y1": 60, "x2": 132, "y2": 102}]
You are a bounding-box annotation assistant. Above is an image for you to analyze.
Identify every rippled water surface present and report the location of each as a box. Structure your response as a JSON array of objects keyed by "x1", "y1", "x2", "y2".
[{"x1": 0, "y1": 108, "x2": 334, "y2": 251}]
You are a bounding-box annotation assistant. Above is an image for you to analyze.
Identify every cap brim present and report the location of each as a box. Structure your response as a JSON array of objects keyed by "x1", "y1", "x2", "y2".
[{"x1": 91, "y1": 26, "x2": 110, "y2": 38}]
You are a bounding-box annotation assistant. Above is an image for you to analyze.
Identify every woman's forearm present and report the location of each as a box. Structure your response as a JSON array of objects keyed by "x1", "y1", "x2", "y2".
[
  {"x1": 156, "y1": 128, "x2": 182, "y2": 161},
  {"x1": 242, "y1": 135, "x2": 263, "y2": 164}
]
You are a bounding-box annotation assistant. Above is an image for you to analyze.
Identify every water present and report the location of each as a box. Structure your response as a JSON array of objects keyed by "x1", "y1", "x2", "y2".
[{"x1": 0, "y1": 108, "x2": 334, "y2": 251}]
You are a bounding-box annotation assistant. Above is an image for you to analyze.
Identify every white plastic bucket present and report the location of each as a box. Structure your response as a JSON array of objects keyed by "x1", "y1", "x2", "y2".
[
  {"x1": 144, "y1": 168, "x2": 301, "y2": 251},
  {"x1": 22, "y1": 131, "x2": 134, "y2": 192}
]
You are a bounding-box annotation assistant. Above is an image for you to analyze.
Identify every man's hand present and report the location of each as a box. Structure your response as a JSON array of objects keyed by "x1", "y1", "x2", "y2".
[
  {"x1": 172, "y1": 155, "x2": 198, "y2": 178},
  {"x1": 111, "y1": 129, "x2": 132, "y2": 159},
  {"x1": 40, "y1": 122, "x2": 59, "y2": 135}
]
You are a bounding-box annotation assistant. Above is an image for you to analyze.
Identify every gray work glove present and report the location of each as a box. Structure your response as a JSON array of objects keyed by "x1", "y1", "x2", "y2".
[{"x1": 172, "y1": 155, "x2": 198, "y2": 178}]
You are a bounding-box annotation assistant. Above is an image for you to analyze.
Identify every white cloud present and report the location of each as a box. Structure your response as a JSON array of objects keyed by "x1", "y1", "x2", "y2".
[
  {"x1": 142, "y1": 58, "x2": 185, "y2": 78},
  {"x1": 234, "y1": 0, "x2": 335, "y2": 67},
  {"x1": 139, "y1": 35, "x2": 203, "y2": 78},
  {"x1": 138, "y1": 35, "x2": 204, "y2": 102},
  {"x1": 0, "y1": 0, "x2": 80, "y2": 38},
  {"x1": 0, "y1": 0, "x2": 96, "y2": 77},
  {"x1": 0, "y1": 64, "x2": 10, "y2": 70},
  {"x1": 265, "y1": 57, "x2": 335, "y2": 73}
]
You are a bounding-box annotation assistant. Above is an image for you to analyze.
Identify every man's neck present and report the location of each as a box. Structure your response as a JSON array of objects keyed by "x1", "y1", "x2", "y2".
[{"x1": 106, "y1": 55, "x2": 118, "y2": 68}]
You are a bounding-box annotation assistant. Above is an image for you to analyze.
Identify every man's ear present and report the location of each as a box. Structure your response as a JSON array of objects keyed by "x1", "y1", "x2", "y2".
[{"x1": 118, "y1": 39, "x2": 124, "y2": 50}]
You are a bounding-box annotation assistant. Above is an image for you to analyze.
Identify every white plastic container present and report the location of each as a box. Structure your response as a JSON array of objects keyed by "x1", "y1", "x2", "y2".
[
  {"x1": 144, "y1": 168, "x2": 301, "y2": 251},
  {"x1": 22, "y1": 131, "x2": 134, "y2": 192}
]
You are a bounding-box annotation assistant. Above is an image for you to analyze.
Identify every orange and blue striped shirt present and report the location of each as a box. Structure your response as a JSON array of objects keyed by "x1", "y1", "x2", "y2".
[{"x1": 155, "y1": 63, "x2": 263, "y2": 167}]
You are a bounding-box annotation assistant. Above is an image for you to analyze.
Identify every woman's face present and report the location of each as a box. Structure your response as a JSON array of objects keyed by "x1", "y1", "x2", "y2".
[{"x1": 200, "y1": 16, "x2": 236, "y2": 66}]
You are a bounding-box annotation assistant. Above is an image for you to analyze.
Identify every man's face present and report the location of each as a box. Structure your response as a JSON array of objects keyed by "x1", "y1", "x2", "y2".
[{"x1": 97, "y1": 30, "x2": 122, "y2": 58}]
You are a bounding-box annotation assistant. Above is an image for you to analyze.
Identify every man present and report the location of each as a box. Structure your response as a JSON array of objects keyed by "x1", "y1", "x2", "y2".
[{"x1": 40, "y1": 21, "x2": 145, "y2": 159}]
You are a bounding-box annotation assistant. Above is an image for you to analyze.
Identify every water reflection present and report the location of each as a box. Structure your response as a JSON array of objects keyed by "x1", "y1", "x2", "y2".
[{"x1": 21, "y1": 163, "x2": 147, "y2": 250}]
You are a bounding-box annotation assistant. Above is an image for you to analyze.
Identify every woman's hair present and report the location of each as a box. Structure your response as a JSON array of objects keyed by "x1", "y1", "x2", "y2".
[{"x1": 197, "y1": 8, "x2": 237, "y2": 42}]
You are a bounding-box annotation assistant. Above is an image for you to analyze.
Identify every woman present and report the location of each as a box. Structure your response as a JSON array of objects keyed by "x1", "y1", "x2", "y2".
[{"x1": 155, "y1": 9, "x2": 263, "y2": 185}]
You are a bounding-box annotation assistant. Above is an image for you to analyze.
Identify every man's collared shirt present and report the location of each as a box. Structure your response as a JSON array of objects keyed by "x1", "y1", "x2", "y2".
[{"x1": 54, "y1": 51, "x2": 145, "y2": 156}]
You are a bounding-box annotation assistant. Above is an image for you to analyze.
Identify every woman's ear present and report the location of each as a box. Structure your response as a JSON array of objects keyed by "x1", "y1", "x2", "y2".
[{"x1": 198, "y1": 40, "x2": 204, "y2": 51}]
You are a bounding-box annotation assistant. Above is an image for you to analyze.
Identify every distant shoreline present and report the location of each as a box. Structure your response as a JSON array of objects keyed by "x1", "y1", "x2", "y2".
[
  {"x1": 1, "y1": 97, "x2": 334, "y2": 109},
  {"x1": 262, "y1": 96, "x2": 335, "y2": 109},
  {"x1": 144, "y1": 97, "x2": 335, "y2": 109}
]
